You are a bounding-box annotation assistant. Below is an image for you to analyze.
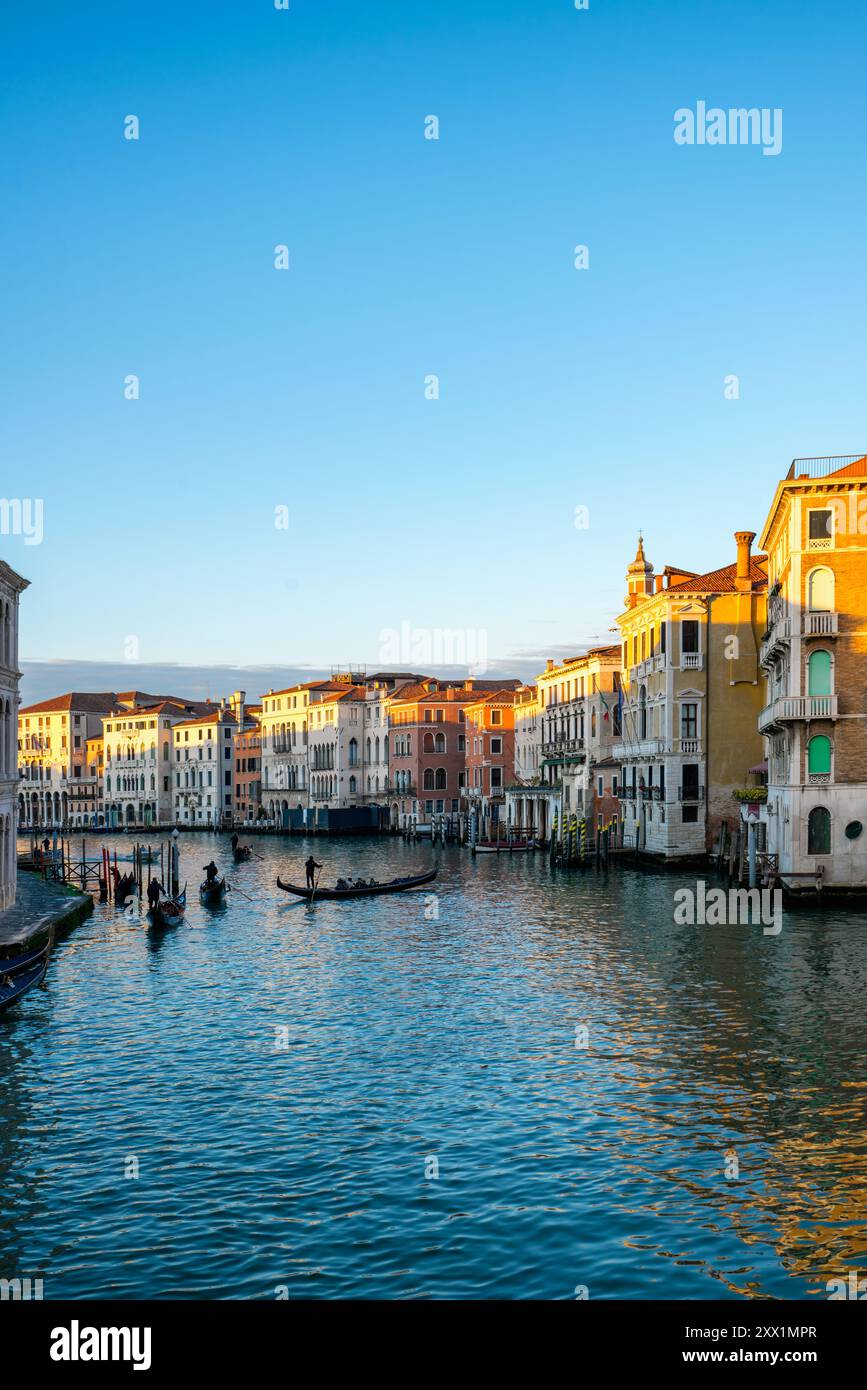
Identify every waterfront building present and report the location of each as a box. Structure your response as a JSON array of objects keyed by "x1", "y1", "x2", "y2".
[
  {"x1": 505, "y1": 684, "x2": 556, "y2": 841},
  {"x1": 233, "y1": 702, "x2": 262, "y2": 824},
  {"x1": 260, "y1": 679, "x2": 348, "y2": 820},
  {"x1": 387, "y1": 677, "x2": 521, "y2": 832},
  {"x1": 536, "y1": 646, "x2": 623, "y2": 837},
  {"x1": 103, "y1": 696, "x2": 213, "y2": 827},
  {"x1": 613, "y1": 533, "x2": 768, "y2": 858},
  {"x1": 1, "y1": 558, "x2": 28, "y2": 911},
  {"x1": 307, "y1": 681, "x2": 367, "y2": 809},
  {"x1": 362, "y1": 673, "x2": 421, "y2": 807},
  {"x1": 19, "y1": 691, "x2": 117, "y2": 830},
  {"x1": 172, "y1": 700, "x2": 241, "y2": 827},
  {"x1": 68, "y1": 735, "x2": 104, "y2": 828},
  {"x1": 462, "y1": 690, "x2": 517, "y2": 825},
  {"x1": 758, "y1": 454, "x2": 867, "y2": 892}
]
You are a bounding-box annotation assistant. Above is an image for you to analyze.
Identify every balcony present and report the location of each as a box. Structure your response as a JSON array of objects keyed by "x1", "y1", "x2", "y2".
[
  {"x1": 759, "y1": 617, "x2": 791, "y2": 667},
  {"x1": 678, "y1": 786, "x2": 705, "y2": 802},
  {"x1": 802, "y1": 611, "x2": 838, "y2": 638},
  {"x1": 541, "y1": 738, "x2": 585, "y2": 757},
  {"x1": 758, "y1": 694, "x2": 838, "y2": 732},
  {"x1": 680, "y1": 652, "x2": 703, "y2": 670}
]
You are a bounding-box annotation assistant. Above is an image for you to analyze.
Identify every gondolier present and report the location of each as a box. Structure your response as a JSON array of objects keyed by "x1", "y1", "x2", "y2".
[{"x1": 305, "y1": 856, "x2": 322, "y2": 889}]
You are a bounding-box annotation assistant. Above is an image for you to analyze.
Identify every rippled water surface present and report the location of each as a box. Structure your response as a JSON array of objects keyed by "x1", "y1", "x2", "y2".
[{"x1": 2, "y1": 832, "x2": 867, "y2": 1299}]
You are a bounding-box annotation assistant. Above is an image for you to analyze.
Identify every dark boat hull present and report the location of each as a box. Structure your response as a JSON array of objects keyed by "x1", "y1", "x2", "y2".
[
  {"x1": 232, "y1": 847, "x2": 252, "y2": 862},
  {"x1": 0, "y1": 955, "x2": 49, "y2": 1014},
  {"x1": 199, "y1": 878, "x2": 227, "y2": 906},
  {"x1": 149, "y1": 887, "x2": 187, "y2": 928},
  {"x1": 276, "y1": 868, "x2": 437, "y2": 900}
]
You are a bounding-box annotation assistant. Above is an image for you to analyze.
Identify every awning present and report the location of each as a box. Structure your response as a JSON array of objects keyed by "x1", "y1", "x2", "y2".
[{"x1": 749, "y1": 761, "x2": 768, "y2": 774}]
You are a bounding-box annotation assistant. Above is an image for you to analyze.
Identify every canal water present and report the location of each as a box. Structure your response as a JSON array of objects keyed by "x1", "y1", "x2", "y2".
[{"x1": 2, "y1": 832, "x2": 866, "y2": 1300}]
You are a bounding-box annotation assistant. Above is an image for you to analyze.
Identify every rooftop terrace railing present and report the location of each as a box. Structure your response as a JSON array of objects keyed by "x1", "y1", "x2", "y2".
[{"x1": 786, "y1": 454, "x2": 867, "y2": 480}]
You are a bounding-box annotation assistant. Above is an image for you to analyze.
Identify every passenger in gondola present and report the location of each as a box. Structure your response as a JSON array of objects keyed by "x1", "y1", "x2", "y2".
[
  {"x1": 147, "y1": 877, "x2": 162, "y2": 910},
  {"x1": 305, "y1": 855, "x2": 322, "y2": 889},
  {"x1": 230, "y1": 833, "x2": 239, "y2": 852},
  {"x1": 203, "y1": 861, "x2": 219, "y2": 885}
]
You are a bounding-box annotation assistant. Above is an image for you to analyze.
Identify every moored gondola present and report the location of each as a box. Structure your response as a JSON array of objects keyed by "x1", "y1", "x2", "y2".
[
  {"x1": 149, "y1": 886, "x2": 187, "y2": 928},
  {"x1": 276, "y1": 867, "x2": 437, "y2": 901},
  {"x1": 0, "y1": 952, "x2": 50, "y2": 1014},
  {"x1": 199, "y1": 876, "x2": 227, "y2": 906}
]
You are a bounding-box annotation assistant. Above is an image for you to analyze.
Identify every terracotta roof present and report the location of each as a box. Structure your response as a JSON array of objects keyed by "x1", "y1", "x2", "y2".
[
  {"x1": 827, "y1": 455, "x2": 867, "y2": 478},
  {"x1": 259, "y1": 680, "x2": 346, "y2": 699},
  {"x1": 667, "y1": 556, "x2": 768, "y2": 594},
  {"x1": 172, "y1": 710, "x2": 237, "y2": 730},
  {"x1": 20, "y1": 691, "x2": 119, "y2": 716}
]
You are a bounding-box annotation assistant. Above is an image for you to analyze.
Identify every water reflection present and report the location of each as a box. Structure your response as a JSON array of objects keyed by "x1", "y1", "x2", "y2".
[{"x1": 1, "y1": 832, "x2": 866, "y2": 1299}]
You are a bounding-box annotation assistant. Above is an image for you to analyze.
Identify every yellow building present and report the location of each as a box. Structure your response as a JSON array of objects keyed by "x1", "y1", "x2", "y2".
[
  {"x1": 614, "y1": 533, "x2": 767, "y2": 858},
  {"x1": 758, "y1": 454, "x2": 867, "y2": 891},
  {"x1": 19, "y1": 692, "x2": 117, "y2": 829}
]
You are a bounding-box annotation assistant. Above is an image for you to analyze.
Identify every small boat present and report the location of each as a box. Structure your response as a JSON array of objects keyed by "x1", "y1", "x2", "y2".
[
  {"x1": 149, "y1": 886, "x2": 187, "y2": 928},
  {"x1": 199, "y1": 875, "x2": 227, "y2": 906},
  {"x1": 0, "y1": 938, "x2": 52, "y2": 977},
  {"x1": 232, "y1": 845, "x2": 252, "y2": 863},
  {"x1": 472, "y1": 841, "x2": 535, "y2": 854},
  {"x1": 276, "y1": 868, "x2": 437, "y2": 901},
  {"x1": 0, "y1": 954, "x2": 50, "y2": 1014}
]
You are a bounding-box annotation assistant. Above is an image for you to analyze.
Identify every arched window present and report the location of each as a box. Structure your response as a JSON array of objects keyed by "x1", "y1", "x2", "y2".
[
  {"x1": 349, "y1": 738, "x2": 358, "y2": 766},
  {"x1": 434, "y1": 732, "x2": 445, "y2": 754},
  {"x1": 808, "y1": 649, "x2": 831, "y2": 696},
  {"x1": 423, "y1": 769, "x2": 434, "y2": 790},
  {"x1": 639, "y1": 686, "x2": 647, "y2": 739},
  {"x1": 366, "y1": 738, "x2": 371, "y2": 761},
  {"x1": 349, "y1": 775, "x2": 357, "y2": 794},
  {"x1": 807, "y1": 735, "x2": 831, "y2": 778},
  {"x1": 807, "y1": 805, "x2": 831, "y2": 855},
  {"x1": 423, "y1": 732, "x2": 435, "y2": 753},
  {"x1": 435, "y1": 768, "x2": 446, "y2": 790},
  {"x1": 375, "y1": 737, "x2": 380, "y2": 761},
  {"x1": 808, "y1": 567, "x2": 834, "y2": 612},
  {"x1": 591, "y1": 708, "x2": 597, "y2": 738}
]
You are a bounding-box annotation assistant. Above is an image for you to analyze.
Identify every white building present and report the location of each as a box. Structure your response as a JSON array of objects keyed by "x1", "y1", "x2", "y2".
[
  {"x1": 1, "y1": 558, "x2": 29, "y2": 912},
  {"x1": 103, "y1": 698, "x2": 213, "y2": 827},
  {"x1": 172, "y1": 702, "x2": 240, "y2": 826}
]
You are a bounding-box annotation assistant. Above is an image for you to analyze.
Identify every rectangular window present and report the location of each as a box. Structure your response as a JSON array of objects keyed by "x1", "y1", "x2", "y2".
[
  {"x1": 491, "y1": 737, "x2": 502, "y2": 754},
  {"x1": 682, "y1": 620, "x2": 699, "y2": 654},
  {"x1": 491, "y1": 710, "x2": 501, "y2": 725},
  {"x1": 660, "y1": 621, "x2": 666, "y2": 654},
  {"x1": 491, "y1": 768, "x2": 502, "y2": 788},
  {"x1": 682, "y1": 804, "x2": 699, "y2": 823},
  {"x1": 808, "y1": 508, "x2": 832, "y2": 542},
  {"x1": 681, "y1": 703, "x2": 698, "y2": 738}
]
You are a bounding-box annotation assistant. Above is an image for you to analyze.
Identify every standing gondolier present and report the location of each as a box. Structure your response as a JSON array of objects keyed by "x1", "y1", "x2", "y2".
[{"x1": 305, "y1": 855, "x2": 322, "y2": 889}]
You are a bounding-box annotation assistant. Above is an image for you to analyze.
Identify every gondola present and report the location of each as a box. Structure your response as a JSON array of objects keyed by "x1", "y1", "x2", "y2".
[
  {"x1": 276, "y1": 867, "x2": 437, "y2": 900},
  {"x1": 0, "y1": 938, "x2": 52, "y2": 977},
  {"x1": 232, "y1": 845, "x2": 252, "y2": 863},
  {"x1": 149, "y1": 886, "x2": 187, "y2": 928},
  {"x1": 0, "y1": 954, "x2": 50, "y2": 1015},
  {"x1": 199, "y1": 875, "x2": 227, "y2": 906},
  {"x1": 473, "y1": 841, "x2": 536, "y2": 854}
]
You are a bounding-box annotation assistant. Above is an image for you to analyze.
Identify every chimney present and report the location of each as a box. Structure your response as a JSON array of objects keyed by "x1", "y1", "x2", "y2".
[
  {"x1": 546, "y1": 659, "x2": 555, "y2": 671},
  {"x1": 735, "y1": 530, "x2": 755, "y2": 592},
  {"x1": 654, "y1": 574, "x2": 664, "y2": 593}
]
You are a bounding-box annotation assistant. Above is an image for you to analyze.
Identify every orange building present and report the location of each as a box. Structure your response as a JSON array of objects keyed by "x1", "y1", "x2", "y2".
[
  {"x1": 387, "y1": 677, "x2": 521, "y2": 831},
  {"x1": 234, "y1": 705, "x2": 262, "y2": 823},
  {"x1": 463, "y1": 690, "x2": 517, "y2": 824}
]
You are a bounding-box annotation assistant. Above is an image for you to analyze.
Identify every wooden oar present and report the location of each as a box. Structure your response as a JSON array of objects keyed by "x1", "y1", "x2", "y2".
[
  {"x1": 228, "y1": 882, "x2": 255, "y2": 902},
  {"x1": 309, "y1": 865, "x2": 323, "y2": 906}
]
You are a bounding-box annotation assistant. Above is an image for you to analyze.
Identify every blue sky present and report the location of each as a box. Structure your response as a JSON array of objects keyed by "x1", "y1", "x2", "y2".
[{"x1": 3, "y1": 0, "x2": 866, "y2": 693}]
